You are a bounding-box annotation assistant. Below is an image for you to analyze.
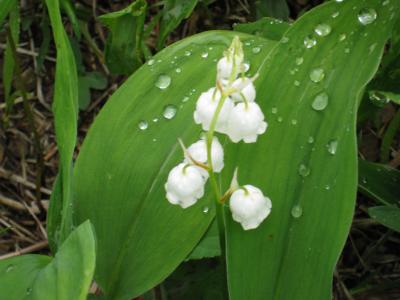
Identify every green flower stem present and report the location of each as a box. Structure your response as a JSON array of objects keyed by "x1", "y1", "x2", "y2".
[{"x1": 206, "y1": 92, "x2": 229, "y2": 299}]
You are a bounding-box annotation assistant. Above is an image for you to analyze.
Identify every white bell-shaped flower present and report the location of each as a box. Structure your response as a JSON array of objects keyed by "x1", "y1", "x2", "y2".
[
  {"x1": 231, "y1": 77, "x2": 256, "y2": 103},
  {"x1": 185, "y1": 137, "x2": 224, "y2": 176},
  {"x1": 229, "y1": 185, "x2": 272, "y2": 230},
  {"x1": 193, "y1": 87, "x2": 234, "y2": 133},
  {"x1": 226, "y1": 102, "x2": 267, "y2": 143},
  {"x1": 165, "y1": 163, "x2": 206, "y2": 209},
  {"x1": 217, "y1": 56, "x2": 243, "y2": 80}
]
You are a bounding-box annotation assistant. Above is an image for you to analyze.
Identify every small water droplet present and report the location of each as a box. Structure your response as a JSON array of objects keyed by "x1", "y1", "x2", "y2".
[
  {"x1": 243, "y1": 62, "x2": 250, "y2": 72},
  {"x1": 326, "y1": 139, "x2": 338, "y2": 155},
  {"x1": 138, "y1": 120, "x2": 148, "y2": 130},
  {"x1": 182, "y1": 96, "x2": 190, "y2": 103},
  {"x1": 291, "y1": 205, "x2": 303, "y2": 218},
  {"x1": 201, "y1": 52, "x2": 208, "y2": 58},
  {"x1": 202, "y1": 206, "x2": 209, "y2": 214},
  {"x1": 277, "y1": 116, "x2": 283, "y2": 123},
  {"x1": 332, "y1": 11, "x2": 340, "y2": 18},
  {"x1": 152, "y1": 138, "x2": 157, "y2": 142},
  {"x1": 281, "y1": 37, "x2": 289, "y2": 43},
  {"x1": 339, "y1": 33, "x2": 347, "y2": 41},
  {"x1": 314, "y1": 24, "x2": 332, "y2": 37},
  {"x1": 291, "y1": 119, "x2": 298, "y2": 125},
  {"x1": 175, "y1": 68, "x2": 182, "y2": 73},
  {"x1": 369, "y1": 43, "x2": 377, "y2": 54},
  {"x1": 312, "y1": 92, "x2": 329, "y2": 111},
  {"x1": 335, "y1": 0, "x2": 344, "y2": 2},
  {"x1": 304, "y1": 35, "x2": 317, "y2": 48},
  {"x1": 298, "y1": 164, "x2": 310, "y2": 177},
  {"x1": 308, "y1": 136, "x2": 314, "y2": 144},
  {"x1": 361, "y1": 177, "x2": 367, "y2": 184},
  {"x1": 152, "y1": 118, "x2": 159, "y2": 123},
  {"x1": 184, "y1": 50, "x2": 192, "y2": 56},
  {"x1": 163, "y1": 105, "x2": 177, "y2": 120},
  {"x1": 271, "y1": 107, "x2": 278, "y2": 114},
  {"x1": 252, "y1": 46, "x2": 261, "y2": 54},
  {"x1": 294, "y1": 80, "x2": 300, "y2": 86},
  {"x1": 155, "y1": 74, "x2": 171, "y2": 90},
  {"x1": 309, "y1": 68, "x2": 325, "y2": 83},
  {"x1": 6, "y1": 264, "x2": 14, "y2": 273},
  {"x1": 344, "y1": 48, "x2": 350, "y2": 53},
  {"x1": 295, "y1": 57, "x2": 304, "y2": 65},
  {"x1": 147, "y1": 59, "x2": 155, "y2": 66},
  {"x1": 358, "y1": 8, "x2": 377, "y2": 25},
  {"x1": 26, "y1": 288, "x2": 32, "y2": 295},
  {"x1": 383, "y1": 0, "x2": 390, "y2": 5},
  {"x1": 324, "y1": 185, "x2": 331, "y2": 190}
]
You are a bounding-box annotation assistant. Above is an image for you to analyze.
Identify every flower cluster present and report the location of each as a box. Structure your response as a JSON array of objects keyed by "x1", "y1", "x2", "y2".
[{"x1": 165, "y1": 37, "x2": 272, "y2": 230}]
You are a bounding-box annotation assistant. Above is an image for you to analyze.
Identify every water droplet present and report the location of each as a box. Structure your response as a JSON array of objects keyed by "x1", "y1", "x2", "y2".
[
  {"x1": 201, "y1": 52, "x2": 208, "y2": 58},
  {"x1": 291, "y1": 205, "x2": 303, "y2": 218},
  {"x1": 332, "y1": 11, "x2": 340, "y2": 18},
  {"x1": 6, "y1": 264, "x2": 14, "y2": 273},
  {"x1": 138, "y1": 120, "x2": 148, "y2": 130},
  {"x1": 383, "y1": 0, "x2": 390, "y2": 5},
  {"x1": 312, "y1": 92, "x2": 329, "y2": 111},
  {"x1": 182, "y1": 96, "x2": 190, "y2": 103},
  {"x1": 304, "y1": 35, "x2": 317, "y2": 48},
  {"x1": 324, "y1": 185, "x2": 331, "y2": 190},
  {"x1": 291, "y1": 119, "x2": 298, "y2": 125},
  {"x1": 369, "y1": 43, "x2": 377, "y2": 54},
  {"x1": 152, "y1": 118, "x2": 159, "y2": 123},
  {"x1": 147, "y1": 59, "x2": 155, "y2": 66},
  {"x1": 155, "y1": 74, "x2": 171, "y2": 90},
  {"x1": 184, "y1": 50, "x2": 192, "y2": 56},
  {"x1": 26, "y1": 288, "x2": 32, "y2": 295},
  {"x1": 344, "y1": 48, "x2": 350, "y2": 54},
  {"x1": 335, "y1": 0, "x2": 344, "y2": 2},
  {"x1": 295, "y1": 57, "x2": 304, "y2": 65},
  {"x1": 271, "y1": 107, "x2": 278, "y2": 114},
  {"x1": 281, "y1": 37, "x2": 289, "y2": 43},
  {"x1": 308, "y1": 136, "x2": 314, "y2": 144},
  {"x1": 314, "y1": 24, "x2": 332, "y2": 37},
  {"x1": 309, "y1": 68, "x2": 325, "y2": 83},
  {"x1": 358, "y1": 8, "x2": 377, "y2": 25},
  {"x1": 243, "y1": 62, "x2": 250, "y2": 72},
  {"x1": 175, "y1": 68, "x2": 182, "y2": 73},
  {"x1": 339, "y1": 33, "x2": 347, "y2": 41},
  {"x1": 361, "y1": 177, "x2": 367, "y2": 184},
  {"x1": 152, "y1": 138, "x2": 157, "y2": 142},
  {"x1": 294, "y1": 80, "x2": 300, "y2": 86},
  {"x1": 202, "y1": 206, "x2": 209, "y2": 214},
  {"x1": 163, "y1": 105, "x2": 177, "y2": 120},
  {"x1": 326, "y1": 139, "x2": 338, "y2": 155},
  {"x1": 298, "y1": 164, "x2": 310, "y2": 177},
  {"x1": 252, "y1": 46, "x2": 261, "y2": 54},
  {"x1": 277, "y1": 116, "x2": 283, "y2": 123}
]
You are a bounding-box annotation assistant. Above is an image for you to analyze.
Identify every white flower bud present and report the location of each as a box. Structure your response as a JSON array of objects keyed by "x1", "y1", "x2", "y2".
[
  {"x1": 193, "y1": 87, "x2": 234, "y2": 133},
  {"x1": 226, "y1": 102, "x2": 267, "y2": 143},
  {"x1": 229, "y1": 185, "x2": 272, "y2": 230},
  {"x1": 217, "y1": 56, "x2": 243, "y2": 80},
  {"x1": 185, "y1": 137, "x2": 224, "y2": 176},
  {"x1": 231, "y1": 77, "x2": 256, "y2": 103},
  {"x1": 165, "y1": 163, "x2": 205, "y2": 209}
]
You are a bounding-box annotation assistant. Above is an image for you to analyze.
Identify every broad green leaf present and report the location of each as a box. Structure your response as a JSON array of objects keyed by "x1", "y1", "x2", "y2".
[
  {"x1": 156, "y1": 0, "x2": 199, "y2": 49},
  {"x1": 233, "y1": 17, "x2": 290, "y2": 41},
  {"x1": 0, "y1": 0, "x2": 16, "y2": 28},
  {"x1": 368, "y1": 206, "x2": 400, "y2": 232},
  {"x1": 0, "y1": 221, "x2": 96, "y2": 300},
  {"x1": 187, "y1": 220, "x2": 220, "y2": 260},
  {"x1": 2, "y1": 2, "x2": 19, "y2": 109},
  {"x1": 358, "y1": 159, "x2": 400, "y2": 206},
  {"x1": 99, "y1": 0, "x2": 147, "y2": 75},
  {"x1": 223, "y1": 1, "x2": 400, "y2": 300},
  {"x1": 74, "y1": 32, "x2": 276, "y2": 299},
  {"x1": 45, "y1": 0, "x2": 79, "y2": 245},
  {"x1": 253, "y1": 0, "x2": 289, "y2": 21}
]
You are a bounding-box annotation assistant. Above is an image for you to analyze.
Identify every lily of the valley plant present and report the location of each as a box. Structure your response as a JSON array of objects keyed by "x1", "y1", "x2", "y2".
[{"x1": 165, "y1": 37, "x2": 272, "y2": 231}]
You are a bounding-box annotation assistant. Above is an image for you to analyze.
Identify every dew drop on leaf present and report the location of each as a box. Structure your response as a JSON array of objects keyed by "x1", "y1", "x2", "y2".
[
  {"x1": 304, "y1": 35, "x2": 317, "y2": 48},
  {"x1": 155, "y1": 74, "x2": 171, "y2": 90},
  {"x1": 298, "y1": 164, "x2": 311, "y2": 177},
  {"x1": 5, "y1": 264, "x2": 14, "y2": 273},
  {"x1": 291, "y1": 205, "x2": 303, "y2": 218},
  {"x1": 281, "y1": 37, "x2": 289, "y2": 43},
  {"x1": 295, "y1": 57, "x2": 304, "y2": 65},
  {"x1": 294, "y1": 80, "x2": 300, "y2": 86},
  {"x1": 314, "y1": 24, "x2": 332, "y2": 37},
  {"x1": 147, "y1": 59, "x2": 155, "y2": 66},
  {"x1": 202, "y1": 206, "x2": 209, "y2": 214},
  {"x1": 184, "y1": 50, "x2": 192, "y2": 56},
  {"x1": 309, "y1": 68, "x2": 325, "y2": 83},
  {"x1": 252, "y1": 46, "x2": 261, "y2": 54},
  {"x1": 332, "y1": 11, "x2": 340, "y2": 18},
  {"x1": 277, "y1": 116, "x2": 283, "y2": 123},
  {"x1": 308, "y1": 136, "x2": 315, "y2": 144},
  {"x1": 358, "y1": 8, "x2": 377, "y2": 25},
  {"x1": 152, "y1": 118, "x2": 159, "y2": 123},
  {"x1": 324, "y1": 185, "x2": 331, "y2": 190},
  {"x1": 138, "y1": 120, "x2": 148, "y2": 130},
  {"x1": 339, "y1": 33, "x2": 347, "y2": 41},
  {"x1": 26, "y1": 288, "x2": 32, "y2": 295},
  {"x1": 271, "y1": 107, "x2": 278, "y2": 114},
  {"x1": 182, "y1": 96, "x2": 190, "y2": 103},
  {"x1": 326, "y1": 139, "x2": 338, "y2": 155},
  {"x1": 312, "y1": 92, "x2": 329, "y2": 111},
  {"x1": 163, "y1": 105, "x2": 177, "y2": 120},
  {"x1": 383, "y1": 0, "x2": 390, "y2": 5},
  {"x1": 175, "y1": 68, "x2": 182, "y2": 73},
  {"x1": 291, "y1": 119, "x2": 298, "y2": 125},
  {"x1": 201, "y1": 52, "x2": 208, "y2": 58}
]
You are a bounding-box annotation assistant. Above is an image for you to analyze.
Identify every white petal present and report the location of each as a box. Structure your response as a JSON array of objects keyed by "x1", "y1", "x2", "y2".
[{"x1": 185, "y1": 137, "x2": 224, "y2": 173}]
